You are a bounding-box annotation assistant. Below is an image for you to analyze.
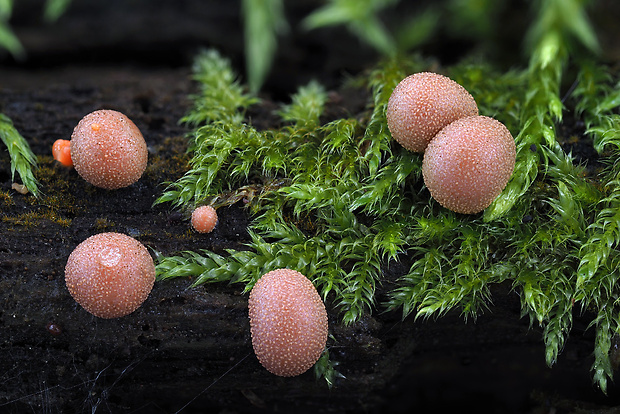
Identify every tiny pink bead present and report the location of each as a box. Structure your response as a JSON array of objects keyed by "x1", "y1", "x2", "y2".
[{"x1": 191, "y1": 205, "x2": 218, "y2": 233}]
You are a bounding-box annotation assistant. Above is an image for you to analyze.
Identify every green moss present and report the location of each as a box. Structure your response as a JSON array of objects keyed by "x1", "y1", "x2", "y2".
[
  {"x1": 0, "y1": 158, "x2": 74, "y2": 228},
  {"x1": 33, "y1": 161, "x2": 83, "y2": 214},
  {"x1": 145, "y1": 136, "x2": 191, "y2": 185},
  {"x1": 93, "y1": 217, "x2": 115, "y2": 232},
  {"x1": 314, "y1": 347, "x2": 345, "y2": 389},
  {"x1": 155, "y1": 0, "x2": 620, "y2": 391},
  {"x1": 0, "y1": 113, "x2": 40, "y2": 197},
  {"x1": 0, "y1": 189, "x2": 14, "y2": 206},
  {"x1": 1, "y1": 209, "x2": 71, "y2": 228}
]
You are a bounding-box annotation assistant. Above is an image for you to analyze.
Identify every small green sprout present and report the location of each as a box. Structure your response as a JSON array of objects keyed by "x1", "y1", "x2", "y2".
[
  {"x1": 314, "y1": 347, "x2": 345, "y2": 389},
  {"x1": 302, "y1": 0, "x2": 399, "y2": 56},
  {"x1": 0, "y1": 113, "x2": 40, "y2": 197},
  {"x1": 0, "y1": 0, "x2": 24, "y2": 59},
  {"x1": 0, "y1": 0, "x2": 73, "y2": 58},
  {"x1": 242, "y1": 0, "x2": 288, "y2": 93},
  {"x1": 43, "y1": 0, "x2": 73, "y2": 22}
]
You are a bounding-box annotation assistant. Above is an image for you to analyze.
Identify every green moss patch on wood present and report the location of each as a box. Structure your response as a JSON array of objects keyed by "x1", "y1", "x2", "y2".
[{"x1": 153, "y1": 42, "x2": 620, "y2": 392}]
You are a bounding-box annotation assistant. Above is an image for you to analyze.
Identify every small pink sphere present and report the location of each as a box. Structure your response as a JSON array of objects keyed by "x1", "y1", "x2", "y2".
[{"x1": 191, "y1": 205, "x2": 218, "y2": 233}]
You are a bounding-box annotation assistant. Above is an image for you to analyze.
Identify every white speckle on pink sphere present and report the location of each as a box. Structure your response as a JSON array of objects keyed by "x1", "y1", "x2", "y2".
[
  {"x1": 248, "y1": 269, "x2": 328, "y2": 377},
  {"x1": 64, "y1": 232, "x2": 156, "y2": 318},
  {"x1": 422, "y1": 115, "x2": 516, "y2": 214},
  {"x1": 387, "y1": 72, "x2": 478, "y2": 152}
]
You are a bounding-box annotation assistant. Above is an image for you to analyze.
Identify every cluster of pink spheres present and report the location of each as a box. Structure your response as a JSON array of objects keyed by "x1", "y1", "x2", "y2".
[
  {"x1": 55, "y1": 70, "x2": 516, "y2": 377},
  {"x1": 54, "y1": 109, "x2": 330, "y2": 378},
  {"x1": 55, "y1": 109, "x2": 221, "y2": 319},
  {"x1": 387, "y1": 72, "x2": 516, "y2": 214}
]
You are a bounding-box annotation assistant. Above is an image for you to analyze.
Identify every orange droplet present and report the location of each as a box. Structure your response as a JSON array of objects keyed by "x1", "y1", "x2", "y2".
[
  {"x1": 91, "y1": 123, "x2": 101, "y2": 132},
  {"x1": 52, "y1": 139, "x2": 73, "y2": 167}
]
